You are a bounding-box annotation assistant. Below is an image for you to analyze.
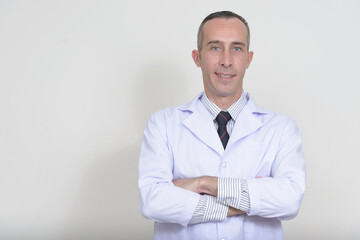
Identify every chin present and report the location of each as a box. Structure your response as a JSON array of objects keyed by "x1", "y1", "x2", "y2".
[{"x1": 215, "y1": 91, "x2": 236, "y2": 97}]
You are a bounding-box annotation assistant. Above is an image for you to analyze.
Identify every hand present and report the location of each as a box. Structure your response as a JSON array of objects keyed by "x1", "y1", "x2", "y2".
[
  {"x1": 172, "y1": 177, "x2": 202, "y2": 194},
  {"x1": 174, "y1": 177, "x2": 245, "y2": 218},
  {"x1": 227, "y1": 207, "x2": 245, "y2": 217},
  {"x1": 172, "y1": 176, "x2": 218, "y2": 196}
]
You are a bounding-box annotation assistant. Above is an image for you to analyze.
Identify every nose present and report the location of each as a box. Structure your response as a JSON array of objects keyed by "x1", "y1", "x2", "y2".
[{"x1": 220, "y1": 50, "x2": 232, "y2": 67}]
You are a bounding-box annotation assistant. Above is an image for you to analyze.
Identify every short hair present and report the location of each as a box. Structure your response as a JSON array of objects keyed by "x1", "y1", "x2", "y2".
[{"x1": 197, "y1": 11, "x2": 250, "y2": 52}]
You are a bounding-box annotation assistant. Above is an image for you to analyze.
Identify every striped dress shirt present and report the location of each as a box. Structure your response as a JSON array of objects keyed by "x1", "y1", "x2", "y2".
[{"x1": 189, "y1": 92, "x2": 250, "y2": 224}]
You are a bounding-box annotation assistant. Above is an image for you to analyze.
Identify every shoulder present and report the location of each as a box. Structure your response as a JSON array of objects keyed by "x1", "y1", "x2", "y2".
[
  {"x1": 148, "y1": 93, "x2": 202, "y2": 124},
  {"x1": 148, "y1": 104, "x2": 188, "y2": 123},
  {"x1": 246, "y1": 93, "x2": 300, "y2": 132}
]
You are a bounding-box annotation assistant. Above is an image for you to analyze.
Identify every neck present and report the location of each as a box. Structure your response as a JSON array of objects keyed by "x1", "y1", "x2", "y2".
[{"x1": 206, "y1": 91, "x2": 243, "y2": 110}]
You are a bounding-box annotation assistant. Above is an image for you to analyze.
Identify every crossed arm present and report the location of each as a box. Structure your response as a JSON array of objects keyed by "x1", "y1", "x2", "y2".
[
  {"x1": 139, "y1": 113, "x2": 305, "y2": 227},
  {"x1": 172, "y1": 176, "x2": 245, "y2": 217}
]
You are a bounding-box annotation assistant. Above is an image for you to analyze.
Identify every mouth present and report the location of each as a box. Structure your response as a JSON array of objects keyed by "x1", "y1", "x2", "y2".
[{"x1": 215, "y1": 72, "x2": 236, "y2": 80}]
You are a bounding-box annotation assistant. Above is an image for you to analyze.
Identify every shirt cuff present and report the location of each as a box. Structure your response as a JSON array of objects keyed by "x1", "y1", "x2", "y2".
[
  {"x1": 189, "y1": 194, "x2": 208, "y2": 224},
  {"x1": 218, "y1": 178, "x2": 250, "y2": 213},
  {"x1": 189, "y1": 194, "x2": 228, "y2": 224}
]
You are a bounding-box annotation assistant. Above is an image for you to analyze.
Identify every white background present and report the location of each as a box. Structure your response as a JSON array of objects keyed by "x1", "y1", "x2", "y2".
[{"x1": 1, "y1": 0, "x2": 359, "y2": 239}]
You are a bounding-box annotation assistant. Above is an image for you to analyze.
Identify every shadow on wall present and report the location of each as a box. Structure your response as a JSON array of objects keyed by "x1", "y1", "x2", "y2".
[{"x1": 62, "y1": 61, "x2": 187, "y2": 239}]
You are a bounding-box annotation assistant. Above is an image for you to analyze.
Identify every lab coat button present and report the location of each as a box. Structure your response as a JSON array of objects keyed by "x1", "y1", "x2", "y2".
[{"x1": 222, "y1": 162, "x2": 227, "y2": 168}]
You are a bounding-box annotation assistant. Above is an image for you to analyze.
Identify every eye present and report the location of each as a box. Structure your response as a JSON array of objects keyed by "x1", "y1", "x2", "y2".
[
  {"x1": 211, "y1": 46, "x2": 220, "y2": 51},
  {"x1": 234, "y1": 47, "x2": 241, "y2": 51}
]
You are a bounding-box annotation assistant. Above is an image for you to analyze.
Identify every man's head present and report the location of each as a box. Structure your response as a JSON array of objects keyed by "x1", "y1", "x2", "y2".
[
  {"x1": 192, "y1": 11, "x2": 253, "y2": 108},
  {"x1": 197, "y1": 11, "x2": 250, "y2": 53}
]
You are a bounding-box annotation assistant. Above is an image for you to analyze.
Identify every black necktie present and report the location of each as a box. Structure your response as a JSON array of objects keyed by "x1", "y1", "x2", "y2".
[{"x1": 215, "y1": 111, "x2": 232, "y2": 149}]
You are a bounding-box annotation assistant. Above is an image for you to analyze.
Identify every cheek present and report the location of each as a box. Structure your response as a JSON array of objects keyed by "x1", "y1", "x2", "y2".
[
  {"x1": 202, "y1": 55, "x2": 218, "y2": 68},
  {"x1": 201, "y1": 62, "x2": 215, "y2": 74},
  {"x1": 236, "y1": 62, "x2": 248, "y2": 71}
]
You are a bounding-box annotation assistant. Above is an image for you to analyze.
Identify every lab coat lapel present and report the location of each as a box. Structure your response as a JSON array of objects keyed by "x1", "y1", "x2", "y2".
[
  {"x1": 226, "y1": 95, "x2": 266, "y2": 149},
  {"x1": 180, "y1": 94, "x2": 224, "y2": 156}
]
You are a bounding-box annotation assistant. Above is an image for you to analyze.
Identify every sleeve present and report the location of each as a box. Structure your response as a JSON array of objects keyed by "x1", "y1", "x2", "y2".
[
  {"x1": 189, "y1": 195, "x2": 228, "y2": 224},
  {"x1": 138, "y1": 111, "x2": 200, "y2": 227},
  {"x1": 217, "y1": 178, "x2": 251, "y2": 213},
  {"x1": 246, "y1": 117, "x2": 306, "y2": 220}
]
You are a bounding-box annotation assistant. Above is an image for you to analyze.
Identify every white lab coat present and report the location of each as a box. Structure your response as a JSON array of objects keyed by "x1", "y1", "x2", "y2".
[{"x1": 138, "y1": 92, "x2": 306, "y2": 240}]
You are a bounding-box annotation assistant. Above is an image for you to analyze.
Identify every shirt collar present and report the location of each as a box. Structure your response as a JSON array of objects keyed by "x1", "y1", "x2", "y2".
[{"x1": 200, "y1": 91, "x2": 248, "y2": 121}]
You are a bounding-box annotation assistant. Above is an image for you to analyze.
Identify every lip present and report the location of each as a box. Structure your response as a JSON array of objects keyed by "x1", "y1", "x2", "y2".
[{"x1": 215, "y1": 72, "x2": 236, "y2": 80}]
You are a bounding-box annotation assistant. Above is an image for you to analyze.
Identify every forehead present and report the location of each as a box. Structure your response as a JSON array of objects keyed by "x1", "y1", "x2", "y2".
[{"x1": 202, "y1": 18, "x2": 248, "y2": 43}]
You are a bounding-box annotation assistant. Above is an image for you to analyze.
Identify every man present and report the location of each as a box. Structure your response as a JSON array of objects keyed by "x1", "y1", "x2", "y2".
[{"x1": 138, "y1": 11, "x2": 305, "y2": 240}]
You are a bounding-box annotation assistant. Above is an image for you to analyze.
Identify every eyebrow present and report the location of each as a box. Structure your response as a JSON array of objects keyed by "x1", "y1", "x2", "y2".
[
  {"x1": 232, "y1": 41, "x2": 246, "y2": 47},
  {"x1": 207, "y1": 40, "x2": 246, "y2": 47},
  {"x1": 207, "y1": 40, "x2": 223, "y2": 46}
]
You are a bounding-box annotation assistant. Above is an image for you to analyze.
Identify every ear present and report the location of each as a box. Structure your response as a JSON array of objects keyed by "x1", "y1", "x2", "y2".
[
  {"x1": 246, "y1": 51, "x2": 254, "y2": 68},
  {"x1": 192, "y1": 50, "x2": 201, "y2": 67}
]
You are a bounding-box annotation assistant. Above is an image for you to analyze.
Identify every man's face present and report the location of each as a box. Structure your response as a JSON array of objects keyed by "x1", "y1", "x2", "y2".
[{"x1": 192, "y1": 18, "x2": 253, "y2": 104}]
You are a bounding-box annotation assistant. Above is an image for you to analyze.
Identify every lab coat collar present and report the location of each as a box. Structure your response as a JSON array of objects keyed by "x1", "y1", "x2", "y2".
[
  {"x1": 179, "y1": 93, "x2": 224, "y2": 155},
  {"x1": 226, "y1": 93, "x2": 267, "y2": 151},
  {"x1": 178, "y1": 92, "x2": 203, "y2": 113},
  {"x1": 178, "y1": 92, "x2": 269, "y2": 155}
]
